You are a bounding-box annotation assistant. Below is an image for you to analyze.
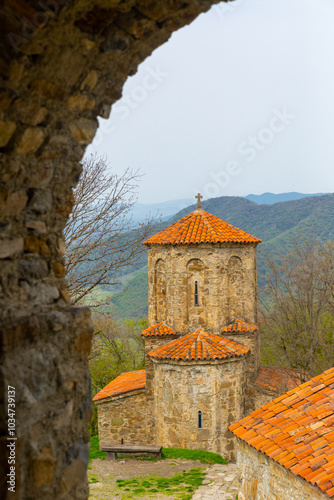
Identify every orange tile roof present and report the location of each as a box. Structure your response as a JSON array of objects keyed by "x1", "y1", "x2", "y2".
[
  {"x1": 230, "y1": 367, "x2": 334, "y2": 498},
  {"x1": 256, "y1": 366, "x2": 305, "y2": 393},
  {"x1": 141, "y1": 322, "x2": 176, "y2": 337},
  {"x1": 149, "y1": 329, "x2": 249, "y2": 361},
  {"x1": 92, "y1": 370, "x2": 146, "y2": 402},
  {"x1": 222, "y1": 319, "x2": 259, "y2": 334},
  {"x1": 143, "y1": 209, "x2": 262, "y2": 245}
]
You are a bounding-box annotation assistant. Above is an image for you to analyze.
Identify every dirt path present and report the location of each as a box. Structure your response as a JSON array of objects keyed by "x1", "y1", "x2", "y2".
[{"x1": 88, "y1": 458, "x2": 240, "y2": 500}]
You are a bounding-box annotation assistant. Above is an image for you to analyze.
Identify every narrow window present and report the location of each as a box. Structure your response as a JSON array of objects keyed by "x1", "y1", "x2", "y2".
[
  {"x1": 198, "y1": 410, "x2": 202, "y2": 429},
  {"x1": 194, "y1": 280, "x2": 199, "y2": 306}
]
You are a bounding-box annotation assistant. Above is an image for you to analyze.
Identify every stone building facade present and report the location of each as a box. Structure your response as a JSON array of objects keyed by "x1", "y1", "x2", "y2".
[
  {"x1": 235, "y1": 440, "x2": 329, "y2": 500},
  {"x1": 152, "y1": 354, "x2": 247, "y2": 457},
  {"x1": 230, "y1": 367, "x2": 334, "y2": 500},
  {"x1": 94, "y1": 205, "x2": 307, "y2": 461},
  {"x1": 147, "y1": 239, "x2": 259, "y2": 334},
  {"x1": 94, "y1": 205, "x2": 267, "y2": 460}
]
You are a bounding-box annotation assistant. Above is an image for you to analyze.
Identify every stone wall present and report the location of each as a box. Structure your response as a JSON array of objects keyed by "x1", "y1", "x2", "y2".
[
  {"x1": 144, "y1": 335, "x2": 178, "y2": 398},
  {"x1": 236, "y1": 438, "x2": 328, "y2": 500},
  {"x1": 96, "y1": 390, "x2": 154, "y2": 447},
  {"x1": 147, "y1": 243, "x2": 258, "y2": 335},
  {"x1": 152, "y1": 357, "x2": 247, "y2": 460},
  {"x1": 222, "y1": 330, "x2": 261, "y2": 414},
  {"x1": 0, "y1": 1, "x2": 220, "y2": 498}
]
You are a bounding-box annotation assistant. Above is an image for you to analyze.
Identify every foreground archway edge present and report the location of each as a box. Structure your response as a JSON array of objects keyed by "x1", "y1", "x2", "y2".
[{"x1": 0, "y1": 1, "x2": 222, "y2": 498}]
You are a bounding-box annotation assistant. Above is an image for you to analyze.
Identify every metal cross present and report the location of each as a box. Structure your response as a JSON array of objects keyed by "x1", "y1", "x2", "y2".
[{"x1": 195, "y1": 193, "x2": 203, "y2": 209}]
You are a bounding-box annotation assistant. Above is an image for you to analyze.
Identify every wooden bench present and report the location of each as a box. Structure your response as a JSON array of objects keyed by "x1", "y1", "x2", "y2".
[{"x1": 100, "y1": 444, "x2": 162, "y2": 460}]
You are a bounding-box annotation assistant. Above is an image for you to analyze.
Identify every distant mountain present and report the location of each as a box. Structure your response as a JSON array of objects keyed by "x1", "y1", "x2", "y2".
[
  {"x1": 130, "y1": 198, "x2": 193, "y2": 222},
  {"x1": 105, "y1": 193, "x2": 334, "y2": 319},
  {"x1": 245, "y1": 192, "x2": 330, "y2": 205}
]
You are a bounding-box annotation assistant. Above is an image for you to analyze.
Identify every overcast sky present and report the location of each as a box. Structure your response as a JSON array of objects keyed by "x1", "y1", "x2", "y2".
[{"x1": 86, "y1": 0, "x2": 334, "y2": 204}]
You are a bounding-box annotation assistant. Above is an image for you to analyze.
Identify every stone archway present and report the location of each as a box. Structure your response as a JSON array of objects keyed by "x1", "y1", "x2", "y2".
[{"x1": 0, "y1": 1, "x2": 222, "y2": 499}]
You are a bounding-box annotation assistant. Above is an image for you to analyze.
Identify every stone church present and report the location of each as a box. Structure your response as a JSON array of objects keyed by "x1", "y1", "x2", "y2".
[{"x1": 94, "y1": 198, "x2": 293, "y2": 460}]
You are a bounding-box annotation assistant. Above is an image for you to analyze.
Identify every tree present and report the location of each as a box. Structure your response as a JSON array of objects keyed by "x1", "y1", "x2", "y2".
[
  {"x1": 89, "y1": 313, "x2": 147, "y2": 394},
  {"x1": 64, "y1": 154, "x2": 155, "y2": 306},
  {"x1": 260, "y1": 235, "x2": 334, "y2": 382}
]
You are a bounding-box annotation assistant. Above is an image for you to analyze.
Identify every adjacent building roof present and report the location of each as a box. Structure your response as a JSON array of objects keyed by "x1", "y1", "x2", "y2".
[
  {"x1": 230, "y1": 367, "x2": 334, "y2": 498},
  {"x1": 141, "y1": 322, "x2": 176, "y2": 337},
  {"x1": 143, "y1": 209, "x2": 262, "y2": 246},
  {"x1": 256, "y1": 365, "x2": 304, "y2": 393},
  {"x1": 222, "y1": 319, "x2": 259, "y2": 334},
  {"x1": 93, "y1": 370, "x2": 146, "y2": 402},
  {"x1": 149, "y1": 329, "x2": 249, "y2": 361}
]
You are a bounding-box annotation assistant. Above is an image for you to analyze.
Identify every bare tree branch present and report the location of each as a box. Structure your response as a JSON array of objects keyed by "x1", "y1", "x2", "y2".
[
  {"x1": 260, "y1": 234, "x2": 334, "y2": 380},
  {"x1": 64, "y1": 154, "x2": 156, "y2": 306}
]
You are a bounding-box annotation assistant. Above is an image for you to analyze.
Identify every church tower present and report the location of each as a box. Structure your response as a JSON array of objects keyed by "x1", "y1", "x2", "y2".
[
  {"x1": 94, "y1": 195, "x2": 264, "y2": 460},
  {"x1": 143, "y1": 194, "x2": 262, "y2": 335}
]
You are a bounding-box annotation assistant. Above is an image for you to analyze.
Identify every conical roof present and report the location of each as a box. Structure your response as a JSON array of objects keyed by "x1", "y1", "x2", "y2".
[
  {"x1": 143, "y1": 209, "x2": 261, "y2": 245},
  {"x1": 141, "y1": 322, "x2": 176, "y2": 337},
  {"x1": 222, "y1": 319, "x2": 259, "y2": 334},
  {"x1": 148, "y1": 329, "x2": 249, "y2": 361}
]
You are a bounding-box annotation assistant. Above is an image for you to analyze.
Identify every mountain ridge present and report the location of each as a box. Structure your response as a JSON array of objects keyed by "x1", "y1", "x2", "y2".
[{"x1": 108, "y1": 193, "x2": 334, "y2": 319}]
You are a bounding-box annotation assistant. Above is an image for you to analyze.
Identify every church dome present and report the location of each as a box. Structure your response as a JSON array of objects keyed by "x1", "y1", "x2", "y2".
[
  {"x1": 148, "y1": 328, "x2": 249, "y2": 361},
  {"x1": 143, "y1": 209, "x2": 261, "y2": 246}
]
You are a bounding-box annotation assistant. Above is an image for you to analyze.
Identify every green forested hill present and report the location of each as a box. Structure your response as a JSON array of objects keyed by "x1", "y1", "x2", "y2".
[{"x1": 109, "y1": 194, "x2": 334, "y2": 319}]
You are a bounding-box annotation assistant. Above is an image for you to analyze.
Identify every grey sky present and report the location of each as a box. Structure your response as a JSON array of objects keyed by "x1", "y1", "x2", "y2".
[{"x1": 86, "y1": 0, "x2": 334, "y2": 204}]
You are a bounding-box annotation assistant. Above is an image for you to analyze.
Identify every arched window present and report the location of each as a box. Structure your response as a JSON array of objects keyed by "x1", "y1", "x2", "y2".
[
  {"x1": 198, "y1": 410, "x2": 202, "y2": 429},
  {"x1": 194, "y1": 280, "x2": 199, "y2": 306}
]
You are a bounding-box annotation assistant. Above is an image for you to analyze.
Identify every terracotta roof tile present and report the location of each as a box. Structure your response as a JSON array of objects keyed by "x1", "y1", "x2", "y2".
[
  {"x1": 256, "y1": 365, "x2": 305, "y2": 393},
  {"x1": 143, "y1": 210, "x2": 261, "y2": 246},
  {"x1": 222, "y1": 319, "x2": 259, "y2": 334},
  {"x1": 148, "y1": 329, "x2": 249, "y2": 361},
  {"x1": 93, "y1": 370, "x2": 145, "y2": 402},
  {"x1": 141, "y1": 322, "x2": 176, "y2": 337},
  {"x1": 230, "y1": 367, "x2": 334, "y2": 498}
]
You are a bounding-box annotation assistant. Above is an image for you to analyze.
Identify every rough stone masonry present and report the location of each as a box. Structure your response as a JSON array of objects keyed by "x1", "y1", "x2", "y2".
[{"x1": 0, "y1": 1, "x2": 222, "y2": 499}]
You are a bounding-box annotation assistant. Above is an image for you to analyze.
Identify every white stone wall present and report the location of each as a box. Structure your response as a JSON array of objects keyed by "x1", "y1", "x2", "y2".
[
  {"x1": 147, "y1": 243, "x2": 258, "y2": 334},
  {"x1": 236, "y1": 439, "x2": 328, "y2": 500},
  {"x1": 152, "y1": 357, "x2": 247, "y2": 460}
]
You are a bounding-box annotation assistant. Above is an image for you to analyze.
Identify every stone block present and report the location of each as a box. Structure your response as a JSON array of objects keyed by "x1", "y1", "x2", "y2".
[
  {"x1": 17, "y1": 127, "x2": 45, "y2": 154},
  {"x1": 18, "y1": 258, "x2": 49, "y2": 279},
  {"x1": 52, "y1": 261, "x2": 65, "y2": 278},
  {"x1": 0, "y1": 238, "x2": 24, "y2": 259},
  {"x1": 0, "y1": 120, "x2": 16, "y2": 147},
  {"x1": 20, "y1": 102, "x2": 48, "y2": 126},
  {"x1": 32, "y1": 446, "x2": 55, "y2": 488},
  {"x1": 28, "y1": 189, "x2": 52, "y2": 213},
  {"x1": 0, "y1": 91, "x2": 14, "y2": 111},
  {"x1": 80, "y1": 70, "x2": 98, "y2": 91},
  {"x1": 24, "y1": 235, "x2": 50, "y2": 256},
  {"x1": 31, "y1": 79, "x2": 66, "y2": 99},
  {"x1": 69, "y1": 118, "x2": 97, "y2": 144},
  {"x1": 68, "y1": 95, "x2": 95, "y2": 111},
  {"x1": 26, "y1": 220, "x2": 47, "y2": 233},
  {"x1": 0, "y1": 189, "x2": 28, "y2": 216}
]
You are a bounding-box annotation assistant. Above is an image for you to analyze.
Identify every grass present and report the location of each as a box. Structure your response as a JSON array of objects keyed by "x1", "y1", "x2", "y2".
[
  {"x1": 88, "y1": 473, "x2": 99, "y2": 484},
  {"x1": 89, "y1": 435, "x2": 106, "y2": 463},
  {"x1": 89, "y1": 436, "x2": 227, "y2": 466},
  {"x1": 162, "y1": 447, "x2": 227, "y2": 465},
  {"x1": 115, "y1": 467, "x2": 206, "y2": 499}
]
